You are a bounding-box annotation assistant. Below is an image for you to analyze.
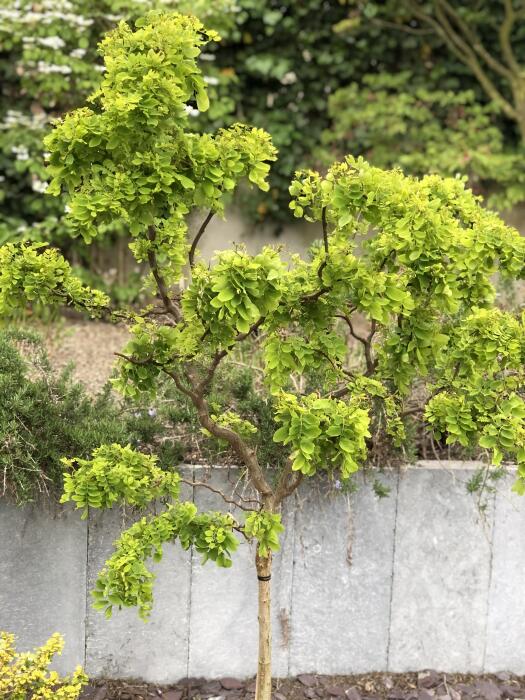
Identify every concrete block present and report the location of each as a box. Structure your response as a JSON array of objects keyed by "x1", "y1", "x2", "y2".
[
  {"x1": 289, "y1": 471, "x2": 398, "y2": 675},
  {"x1": 188, "y1": 466, "x2": 294, "y2": 679},
  {"x1": 0, "y1": 501, "x2": 87, "y2": 674},
  {"x1": 3, "y1": 462, "x2": 522, "y2": 680},
  {"x1": 485, "y1": 471, "x2": 525, "y2": 673},
  {"x1": 85, "y1": 483, "x2": 192, "y2": 682},
  {"x1": 388, "y1": 462, "x2": 493, "y2": 673}
]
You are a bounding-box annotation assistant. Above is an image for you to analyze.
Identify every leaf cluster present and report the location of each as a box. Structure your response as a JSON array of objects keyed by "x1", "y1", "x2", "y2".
[
  {"x1": 61, "y1": 443, "x2": 181, "y2": 517},
  {"x1": 0, "y1": 242, "x2": 109, "y2": 316},
  {"x1": 273, "y1": 394, "x2": 370, "y2": 479},
  {"x1": 91, "y1": 501, "x2": 240, "y2": 619}
]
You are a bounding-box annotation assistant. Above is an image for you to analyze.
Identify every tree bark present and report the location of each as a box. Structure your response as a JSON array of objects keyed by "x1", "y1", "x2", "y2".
[
  {"x1": 255, "y1": 550, "x2": 273, "y2": 700},
  {"x1": 510, "y1": 79, "x2": 525, "y2": 144}
]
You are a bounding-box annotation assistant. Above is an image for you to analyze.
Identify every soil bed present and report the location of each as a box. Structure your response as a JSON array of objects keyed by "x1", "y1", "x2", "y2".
[{"x1": 80, "y1": 671, "x2": 525, "y2": 700}]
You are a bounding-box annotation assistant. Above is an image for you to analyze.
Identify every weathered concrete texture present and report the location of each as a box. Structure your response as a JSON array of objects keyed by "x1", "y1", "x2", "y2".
[
  {"x1": 289, "y1": 472, "x2": 399, "y2": 675},
  {"x1": 85, "y1": 484, "x2": 193, "y2": 683},
  {"x1": 188, "y1": 467, "x2": 294, "y2": 679},
  {"x1": 388, "y1": 463, "x2": 494, "y2": 673},
  {"x1": 3, "y1": 462, "x2": 525, "y2": 679},
  {"x1": 0, "y1": 501, "x2": 86, "y2": 674},
  {"x1": 485, "y1": 470, "x2": 525, "y2": 673}
]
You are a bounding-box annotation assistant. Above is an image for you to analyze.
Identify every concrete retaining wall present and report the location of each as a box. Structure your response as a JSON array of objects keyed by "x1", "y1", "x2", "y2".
[{"x1": 1, "y1": 462, "x2": 524, "y2": 681}]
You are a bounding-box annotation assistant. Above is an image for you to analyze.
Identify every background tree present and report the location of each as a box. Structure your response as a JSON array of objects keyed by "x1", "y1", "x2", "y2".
[
  {"x1": 328, "y1": 1, "x2": 525, "y2": 209},
  {"x1": 3, "y1": 11, "x2": 525, "y2": 700}
]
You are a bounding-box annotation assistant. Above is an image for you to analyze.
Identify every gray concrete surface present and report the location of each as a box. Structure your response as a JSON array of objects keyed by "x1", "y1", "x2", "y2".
[
  {"x1": 0, "y1": 501, "x2": 87, "y2": 674},
  {"x1": 485, "y1": 471, "x2": 525, "y2": 674},
  {"x1": 289, "y1": 471, "x2": 398, "y2": 675},
  {"x1": 388, "y1": 464, "x2": 494, "y2": 673},
  {"x1": 1, "y1": 462, "x2": 523, "y2": 680}
]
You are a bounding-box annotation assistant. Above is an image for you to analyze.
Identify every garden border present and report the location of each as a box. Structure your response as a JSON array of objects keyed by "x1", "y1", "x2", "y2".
[{"x1": 1, "y1": 461, "x2": 522, "y2": 680}]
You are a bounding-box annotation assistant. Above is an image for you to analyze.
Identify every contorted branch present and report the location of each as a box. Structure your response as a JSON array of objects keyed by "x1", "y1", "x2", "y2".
[
  {"x1": 337, "y1": 313, "x2": 377, "y2": 375},
  {"x1": 143, "y1": 222, "x2": 273, "y2": 504},
  {"x1": 317, "y1": 206, "x2": 329, "y2": 282},
  {"x1": 146, "y1": 226, "x2": 181, "y2": 322},
  {"x1": 179, "y1": 477, "x2": 261, "y2": 511},
  {"x1": 404, "y1": 0, "x2": 520, "y2": 124},
  {"x1": 192, "y1": 391, "x2": 274, "y2": 499},
  {"x1": 189, "y1": 210, "x2": 214, "y2": 268},
  {"x1": 274, "y1": 464, "x2": 303, "y2": 506},
  {"x1": 117, "y1": 351, "x2": 274, "y2": 501},
  {"x1": 197, "y1": 316, "x2": 266, "y2": 395}
]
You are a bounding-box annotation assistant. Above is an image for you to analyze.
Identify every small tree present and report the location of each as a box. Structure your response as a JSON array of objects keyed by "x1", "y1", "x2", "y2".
[{"x1": 3, "y1": 11, "x2": 525, "y2": 699}]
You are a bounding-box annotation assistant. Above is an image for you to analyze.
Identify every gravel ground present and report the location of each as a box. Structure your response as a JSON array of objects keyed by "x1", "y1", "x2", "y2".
[
  {"x1": 33, "y1": 313, "x2": 370, "y2": 397},
  {"x1": 79, "y1": 671, "x2": 525, "y2": 700},
  {"x1": 41, "y1": 319, "x2": 129, "y2": 394}
]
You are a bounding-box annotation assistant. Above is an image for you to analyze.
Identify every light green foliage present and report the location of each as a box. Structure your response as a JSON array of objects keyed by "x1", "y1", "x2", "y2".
[
  {"x1": 425, "y1": 308, "x2": 525, "y2": 493},
  {"x1": 264, "y1": 332, "x2": 346, "y2": 393},
  {"x1": 61, "y1": 443, "x2": 181, "y2": 517},
  {"x1": 273, "y1": 394, "x2": 370, "y2": 478},
  {"x1": 112, "y1": 318, "x2": 200, "y2": 398},
  {"x1": 289, "y1": 157, "x2": 525, "y2": 394},
  {"x1": 0, "y1": 242, "x2": 108, "y2": 316},
  {"x1": 91, "y1": 501, "x2": 240, "y2": 618},
  {"x1": 44, "y1": 11, "x2": 275, "y2": 285},
  {"x1": 204, "y1": 410, "x2": 258, "y2": 444},
  {"x1": 346, "y1": 375, "x2": 406, "y2": 446},
  {"x1": 244, "y1": 511, "x2": 284, "y2": 558},
  {"x1": 58, "y1": 441, "x2": 249, "y2": 618},
  {"x1": 182, "y1": 247, "x2": 283, "y2": 340}
]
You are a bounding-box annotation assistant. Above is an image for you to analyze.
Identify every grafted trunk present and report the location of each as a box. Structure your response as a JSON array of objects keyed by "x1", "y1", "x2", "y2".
[{"x1": 255, "y1": 550, "x2": 272, "y2": 700}]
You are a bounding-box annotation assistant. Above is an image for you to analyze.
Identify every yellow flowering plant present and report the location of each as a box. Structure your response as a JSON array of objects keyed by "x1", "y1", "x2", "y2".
[{"x1": 0, "y1": 631, "x2": 87, "y2": 700}]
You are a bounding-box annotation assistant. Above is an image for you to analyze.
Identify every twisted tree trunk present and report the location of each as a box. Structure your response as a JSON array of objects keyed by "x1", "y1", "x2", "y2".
[{"x1": 255, "y1": 550, "x2": 273, "y2": 700}]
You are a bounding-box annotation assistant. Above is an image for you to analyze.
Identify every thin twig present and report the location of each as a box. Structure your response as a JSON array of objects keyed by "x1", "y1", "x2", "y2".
[
  {"x1": 179, "y1": 477, "x2": 260, "y2": 511},
  {"x1": 337, "y1": 313, "x2": 376, "y2": 374},
  {"x1": 189, "y1": 210, "x2": 214, "y2": 267},
  {"x1": 147, "y1": 226, "x2": 181, "y2": 321},
  {"x1": 317, "y1": 206, "x2": 329, "y2": 282}
]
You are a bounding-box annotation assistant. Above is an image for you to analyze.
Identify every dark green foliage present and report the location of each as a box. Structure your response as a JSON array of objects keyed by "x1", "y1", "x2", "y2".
[
  {"x1": 327, "y1": 1, "x2": 525, "y2": 209},
  {"x1": 206, "y1": 0, "x2": 421, "y2": 225},
  {"x1": 0, "y1": 328, "x2": 171, "y2": 504}
]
